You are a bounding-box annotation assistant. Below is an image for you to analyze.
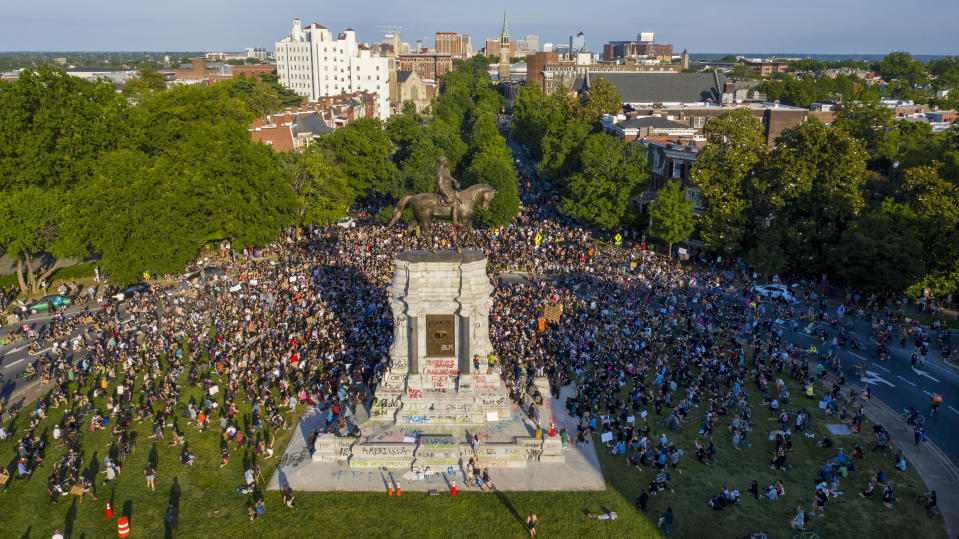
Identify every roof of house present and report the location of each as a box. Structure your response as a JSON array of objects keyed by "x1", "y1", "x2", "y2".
[
  {"x1": 576, "y1": 72, "x2": 728, "y2": 103},
  {"x1": 396, "y1": 70, "x2": 416, "y2": 84},
  {"x1": 291, "y1": 113, "x2": 334, "y2": 138},
  {"x1": 616, "y1": 116, "x2": 688, "y2": 130}
]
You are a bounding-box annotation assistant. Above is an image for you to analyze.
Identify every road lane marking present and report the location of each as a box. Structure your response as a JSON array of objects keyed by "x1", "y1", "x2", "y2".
[
  {"x1": 849, "y1": 352, "x2": 867, "y2": 361},
  {"x1": 912, "y1": 367, "x2": 940, "y2": 383},
  {"x1": 948, "y1": 405, "x2": 959, "y2": 415},
  {"x1": 862, "y1": 370, "x2": 895, "y2": 387},
  {"x1": 895, "y1": 375, "x2": 918, "y2": 387},
  {"x1": 5, "y1": 358, "x2": 25, "y2": 367},
  {"x1": 873, "y1": 364, "x2": 891, "y2": 373}
]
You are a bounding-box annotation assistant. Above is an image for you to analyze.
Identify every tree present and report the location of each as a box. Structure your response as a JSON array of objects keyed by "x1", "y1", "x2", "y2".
[
  {"x1": 243, "y1": 80, "x2": 281, "y2": 118},
  {"x1": 690, "y1": 108, "x2": 767, "y2": 255},
  {"x1": 833, "y1": 96, "x2": 892, "y2": 162},
  {"x1": 649, "y1": 180, "x2": 696, "y2": 258},
  {"x1": 121, "y1": 67, "x2": 167, "y2": 99},
  {"x1": 828, "y1": 201, "x2": 924, "y2": 292},
  {"x1": 282, "y1": 146, "x2": 355, "y2": 227},
  {"x1": 559, "y1": 133, "x2": 647, "y2": 229},
  {"x1": 0, "y1": 187, "x2": 84, "y2": 292},
  {"x1": 319, "y1": 117, "x2": 396, "y2": 198},
  {"x1": 511, "y1": 84, "x2": 563, "y2": 158},
  {"x1": 0, "y1": 65, "x2": 127, "y2": 191},
  {"x1": 231, "y1": 74, "x2": 303, "y2": 109},
  {"x1": 574, "y1": 76, "x2": 622, "y2": 128},
  {"x1": 69, "y1": 85, "x2": 296, "y2": 283},
  {"x1": 879, "y1": 52, "x2": 926, "y2": 83},
  {"x1": 762, "y1": 120, "x2": 868, "y2": 275},
  {"x1": 464, "y1": 143, "x2": 520, "y2": 227},
  {"x1": 901, "y1": 163, "x2": 959, "y2": 296}
]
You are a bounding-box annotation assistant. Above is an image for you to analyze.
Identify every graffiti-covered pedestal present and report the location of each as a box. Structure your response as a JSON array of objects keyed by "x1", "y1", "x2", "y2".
[{"x1": 312, "y1": 250, "x2": 563, "y2": 470}]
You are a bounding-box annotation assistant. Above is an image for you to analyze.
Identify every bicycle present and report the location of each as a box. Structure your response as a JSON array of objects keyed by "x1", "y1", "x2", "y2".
[{"x1": 900, "y1": 408, "x2": 925, "y2": 427}]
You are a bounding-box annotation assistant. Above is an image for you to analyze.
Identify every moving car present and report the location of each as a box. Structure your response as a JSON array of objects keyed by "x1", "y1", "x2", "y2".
[
  {"x1": 27, "y1": 294, "x2": 74, "y2": 314},
  {"x1": 751, "y1": 284, "x2": 798, "y2": 302}
]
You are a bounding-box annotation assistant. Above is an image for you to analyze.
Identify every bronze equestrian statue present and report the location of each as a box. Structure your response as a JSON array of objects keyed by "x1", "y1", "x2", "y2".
[{"x1": 387, "y1": 157, "x2": 497, "y2": 250}]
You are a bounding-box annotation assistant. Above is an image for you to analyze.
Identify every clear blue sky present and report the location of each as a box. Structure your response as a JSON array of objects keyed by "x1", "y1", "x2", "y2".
[{"x1": 2, "y1": 0, "x2": 957, "y2": 55}]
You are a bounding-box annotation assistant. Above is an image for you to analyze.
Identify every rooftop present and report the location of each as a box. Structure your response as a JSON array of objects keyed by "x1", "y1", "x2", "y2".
[{"x1": 576, "y1": 72, "x2": 728, "y2": 103}]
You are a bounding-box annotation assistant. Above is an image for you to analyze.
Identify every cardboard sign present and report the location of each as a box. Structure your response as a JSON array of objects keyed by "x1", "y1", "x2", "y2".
[
  {"x1": 543, "y1": 305, "x2": 562, "y2": 323},
  {"x1": 601, "y1": 432, "x2": 614, "y2": 443},
  {"x1": 627, "y1": 415, "x2": 635, "y2": 424},
  {"x1": 209, "y1": 385, "x2": 219, "y2": 396},
  {"x1": 229, "y1": 284, "x2": 242, "y2": 292},
  {"x1": 640, "y1": 410, "x2": 648, "y2": 418}
]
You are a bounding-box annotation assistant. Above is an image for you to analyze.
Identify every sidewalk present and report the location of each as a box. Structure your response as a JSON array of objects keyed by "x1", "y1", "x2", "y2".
[{"x1": 860, "y1": 388, "x2": 959, "y2": 538}]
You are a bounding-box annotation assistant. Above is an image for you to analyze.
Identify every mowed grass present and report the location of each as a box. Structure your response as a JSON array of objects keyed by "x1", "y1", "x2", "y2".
[
  {"x1": 589, "y1": 371, "x2": 947, "y2": 539},
  {"x1": 0, "y1": 360, "x2": 946, "y2": 539}
]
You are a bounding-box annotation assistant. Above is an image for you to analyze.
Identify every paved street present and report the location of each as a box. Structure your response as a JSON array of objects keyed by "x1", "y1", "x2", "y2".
[{"x1": 0, "y1": 301, "x2": 112, "y2": 414}]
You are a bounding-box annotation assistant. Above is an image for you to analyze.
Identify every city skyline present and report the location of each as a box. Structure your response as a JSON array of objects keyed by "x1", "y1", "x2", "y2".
[{"x1": 2, "y1": 0, "x2": 958, "y2": 55}]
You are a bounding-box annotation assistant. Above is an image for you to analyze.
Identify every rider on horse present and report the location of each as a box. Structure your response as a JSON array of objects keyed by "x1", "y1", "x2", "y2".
[{"x1": 437, "y1": 156, "x2": 462, "y2": 223}]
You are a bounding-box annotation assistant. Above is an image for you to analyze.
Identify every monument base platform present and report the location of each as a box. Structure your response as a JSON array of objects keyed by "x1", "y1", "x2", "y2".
[{"x1": 267, "y1": 384, "x2": 605, "y2": 492}]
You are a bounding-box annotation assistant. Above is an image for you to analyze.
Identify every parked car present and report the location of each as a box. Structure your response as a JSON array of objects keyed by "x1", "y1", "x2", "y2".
[
  {"x1": 187, "y1": 266, "x2": 227, "y2": 283},
  {"x1": 123, "y1": 283, "x2": 151, "y2": 296},
  {"x1": 335, "y1": 217, "x2": 356, "y2": 228},
  {"x1": 27, "y1": 294, "x2": 74, "y2": 314},
  {"x1": 751, "y1": 284, "x2": 797, "y2": 302}
]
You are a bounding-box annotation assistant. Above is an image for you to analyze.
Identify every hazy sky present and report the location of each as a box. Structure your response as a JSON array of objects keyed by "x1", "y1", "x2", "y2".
[{"x1": 2, "y1": 0, "x2": 957, "y2": 54}]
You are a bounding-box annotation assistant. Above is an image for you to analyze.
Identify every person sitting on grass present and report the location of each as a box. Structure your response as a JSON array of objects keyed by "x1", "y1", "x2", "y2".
[
  {"x1": 859, "y1": 481, "x2": 875, "y2": 498},
  {"x1": 922, "y1": 490, "x2": 937, "y2": 516},
  {"x1": 881, "y1": 481, "x2": 896, "y2": 509},
  {"x1": 790, "y1": 506, "x2": 806, "y2": 530}
]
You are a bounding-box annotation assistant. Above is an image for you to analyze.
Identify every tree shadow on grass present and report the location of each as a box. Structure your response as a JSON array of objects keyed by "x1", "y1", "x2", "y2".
[
  {"x1": 492, "y1": 487, "x2": 526, "y2": 531},
  {"x1": 18, "y1": 526, "x2": 31, "y2": 539}
]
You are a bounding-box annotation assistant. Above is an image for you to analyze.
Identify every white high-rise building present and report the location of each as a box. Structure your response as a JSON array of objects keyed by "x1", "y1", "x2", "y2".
[{"x1": 275, "y1": 19, "x2": 390, "y2": 119}]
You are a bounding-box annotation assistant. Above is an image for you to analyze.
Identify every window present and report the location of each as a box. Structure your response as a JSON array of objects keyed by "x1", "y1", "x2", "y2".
[
  {"x1": 672, "y1": 163, "x2": 683, "y2": 179},
  {"x1": 694, "y1": 116, "x2": 705, "y2": 128}
]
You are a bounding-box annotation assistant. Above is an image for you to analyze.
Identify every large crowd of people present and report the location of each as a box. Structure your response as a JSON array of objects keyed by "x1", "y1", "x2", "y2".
[{"x1": 0, "y1": 141, "x2": 953, "y2": 535}]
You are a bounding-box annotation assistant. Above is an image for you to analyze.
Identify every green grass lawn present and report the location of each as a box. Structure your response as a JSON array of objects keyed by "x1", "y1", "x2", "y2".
[
  {"x1": 0, "y1": 363, "x2": 946, "y2": 539},
  {"x1": 590, "y1": 376, "x2": 946, "y2": 539}
]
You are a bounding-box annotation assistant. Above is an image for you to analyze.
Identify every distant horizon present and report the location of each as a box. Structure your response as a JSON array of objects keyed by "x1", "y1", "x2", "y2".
[
  {"x1": 0, "y1": 51, "x2": 951, "y2": 62},
  {"x1": 3, "y1": 1, "x2": 958, "y2": 55}
]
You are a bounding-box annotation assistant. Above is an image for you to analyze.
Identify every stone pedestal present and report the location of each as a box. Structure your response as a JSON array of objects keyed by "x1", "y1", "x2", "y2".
[{"x1": 347, "y1": 250, "x2": 564, "y2": 469}]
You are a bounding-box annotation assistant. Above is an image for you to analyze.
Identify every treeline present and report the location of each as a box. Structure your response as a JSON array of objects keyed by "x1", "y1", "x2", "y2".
[
  {"x1": 693, "y1": 108, "x2": 959, "y2": 296},
  {"x1": 758, "y1": 53, "x2": 959, "y2": 112},
  {"x1": 510, "y1": 80, "x2": 648, "y2": 229},
  {"x1": 0, "y1": 58, "x2": 522, "y2": 287},
  {"x1": 0, "y1": 52, "x2": 205, "y2": 72}
]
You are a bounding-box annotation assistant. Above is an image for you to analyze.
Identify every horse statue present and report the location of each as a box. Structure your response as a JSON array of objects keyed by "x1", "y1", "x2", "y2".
[{"x1": 387, "y1": 183, "x2": 497, "y2": 250}]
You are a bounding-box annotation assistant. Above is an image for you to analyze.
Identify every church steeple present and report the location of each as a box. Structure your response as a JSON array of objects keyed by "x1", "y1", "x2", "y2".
[{"x1": 500, "y1": 10, "x2": 509, "y2": 40}]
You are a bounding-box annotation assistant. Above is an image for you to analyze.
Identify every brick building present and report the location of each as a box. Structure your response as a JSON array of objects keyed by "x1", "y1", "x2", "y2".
[
  {"x1": 166, "y1": 58, "x2": 220, "y2": 81},
  {"x1": 435, "y1": 32, "x2": 472, "y2": 59},
  {"x1": 231, "y1": 64, "x2": 277, "y2": 79},
  {"x1": 603, "y1": 41, "x2": 674, "y2": 62},
  {"x1": 526, "y1": 52, "x2": 680, "y2": 93},
  {"x1": 398, "y1": 53, "x2": 453, "y2": 81},
  {"x1": 746, "y1": 61, "x2": 790, "y2": 76}
]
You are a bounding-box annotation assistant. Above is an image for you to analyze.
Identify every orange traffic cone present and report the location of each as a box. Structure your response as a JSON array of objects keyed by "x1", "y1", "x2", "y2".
[
  {"x1": 117, "y1": 516, "x2": 130, "y2": 537},
  {"x1": 550, "y1": 422, "x2": 555, "y2": 437},
  {"x1": 396, "y1": 481, "x2": 401, "y2": 497},
  {"x1": 388, "y1": 482, "x2": 393, "y2": 496},
  {"x1": 106, "y1": 501, "x2": 113, "y2": 518},
  {"x1": 452, "y1": 479, "x2": 457, "y2": 496}
]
